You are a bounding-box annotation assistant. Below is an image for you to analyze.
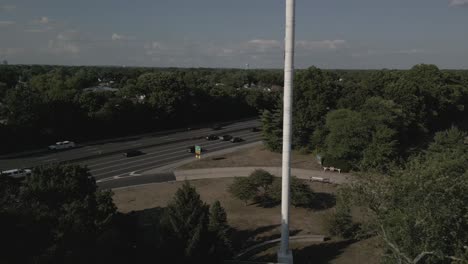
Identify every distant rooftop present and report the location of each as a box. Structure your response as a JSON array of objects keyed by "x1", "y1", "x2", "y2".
[{"x1": 83, "y1": 86, "x2": 119, "y2": 93}]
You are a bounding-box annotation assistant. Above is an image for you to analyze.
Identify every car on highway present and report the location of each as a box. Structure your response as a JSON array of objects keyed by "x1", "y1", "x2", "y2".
[
  {"x1": 48, "y1": 141, "x2": 75, "y2": 150},
  {"x1": 219, "y1": 135, "x2": 233, "y2": 141},
  {"x1": 1, "y1": 168, "x2": 32, "y2": 178},
  {"x1": 206, "y1": 134, "x2": 218, "y2": 140},
  {"x1": 251, "y1": 127, "x2": 260, "y2": 132},
  {"x1": 124, "y1": 150, "x2": 144, "y2": 157},
  {"x1": 187, "y1": 146, "x2": 204, "y2": 153},
  {"x1": 231, "y1": 137, "x2": 244, "y2": 143},
  {"x1": 212, "y1": 124, "x2": 222, "y2": 130}
]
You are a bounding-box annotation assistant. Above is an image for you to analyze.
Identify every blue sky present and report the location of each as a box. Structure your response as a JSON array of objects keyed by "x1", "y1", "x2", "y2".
[{"x1": 0, "y1": 0, "x2": 467, "y2": 69}]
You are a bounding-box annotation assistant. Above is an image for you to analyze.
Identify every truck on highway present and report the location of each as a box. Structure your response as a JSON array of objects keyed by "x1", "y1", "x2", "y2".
[{"x1": 48, "y1": 141, "x2": 76, "y2": 150}]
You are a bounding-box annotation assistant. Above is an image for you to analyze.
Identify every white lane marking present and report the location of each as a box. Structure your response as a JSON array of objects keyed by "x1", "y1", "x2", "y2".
[
  {"x1": 94, "y1": 138, "x2": 262, "y2": 181},
  {"x1": 129, "y1": 171, "x2": 141, "y2": 176},
  {"x1": 85, "y1": 147, "x2": 99, "y2": 151},
  {"x1": 87, "y1": 130, "x2": 256, "y2": 168},
  {"x1": 91, "y1": 135, "x2": 262, "y2": 177},
  {"x1": 82, "y1": 123, "x2": 259, "y2": 166},
  {"x1": 105, "y1": 120, "x2": 258, "y2": 148},
  {"x1": 90, "y1": 132, "x2": 256, "y2": 172}
]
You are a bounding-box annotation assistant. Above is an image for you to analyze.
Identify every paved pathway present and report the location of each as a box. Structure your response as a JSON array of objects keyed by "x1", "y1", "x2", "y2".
[{"x1": 174, "y1": 166, "x2": 352, "y2": 184}]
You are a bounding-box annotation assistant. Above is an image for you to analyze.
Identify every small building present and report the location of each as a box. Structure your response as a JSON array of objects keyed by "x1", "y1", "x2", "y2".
[{"x1": 83, "y1": 86, "x2": 119, "y2": 93}]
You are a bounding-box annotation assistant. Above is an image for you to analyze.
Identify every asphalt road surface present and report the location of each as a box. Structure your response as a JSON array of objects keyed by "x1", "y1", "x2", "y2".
[{"x1": 0, "y1": 119, "x2": 262, "y2": 182}]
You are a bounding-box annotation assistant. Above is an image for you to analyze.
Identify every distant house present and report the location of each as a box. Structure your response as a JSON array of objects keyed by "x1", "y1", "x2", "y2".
[
  {"x1": 83, "y1": 86, "x2": 119, "y2": 93},
  {"x1": 270, "y1": 85, "x2": 282, "y2": 92}
]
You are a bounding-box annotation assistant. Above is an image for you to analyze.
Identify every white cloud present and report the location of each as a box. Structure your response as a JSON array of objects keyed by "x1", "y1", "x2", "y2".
[
  {"x1": 0, "y1": 5, "x2": 16, "y2": 12},
  {"x1": 394, "y1": 49, "x2": 427, "y2": 55},
  {"x1": 34, "y1": 16, "x2": 50, "y2": 24},
  {"x1": 25, "y1": 27, "x2": 51, "y2": 33},
  {"x1": 144, "y1": 41, "x2": 166, "y2": 56},
  {"x1": 351, "y1": 49, "x2": 428, "y2": 58},
  {"x1": 0, "y1": 21, "x2": 14, "y2": 26},
  {"x1": 449, "y1": 0, "x2": 468, "y2": 7},
  {"x1": 112, "y1": 33, "x2": 135, "y2": 41},
  {"x1": 48, "y1": 32, "x2": 81, "y2": 54},
  {"x1": 247, "y1": 39, "x2": 281, "y2": 52},
  {"x1": 297, "y1": 40, "x2": 347, "y2": 50},
  {"x1": 0, "y1": 47, "x2": 24, "y2": 57}
]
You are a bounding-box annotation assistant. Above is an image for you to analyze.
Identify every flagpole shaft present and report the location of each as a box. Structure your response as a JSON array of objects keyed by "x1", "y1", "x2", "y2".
[{"x1": 279, "y1": 0, "x2": 295, "y2": 260}]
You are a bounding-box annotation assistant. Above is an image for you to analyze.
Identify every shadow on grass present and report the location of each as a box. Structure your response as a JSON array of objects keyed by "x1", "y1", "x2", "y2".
[
  {"x1": 230, "y1": 224, "x2": 303, "y2": 254},
  {"x1": 230, "y1": 224, "x2": 279, "y2": 251},
  {"x1": 250, "y1": 192, "x2": 336, "y2": 211},
  {"x1": 251, "y1": 239, "x2": 357, "y2": 264},
  {"x1": 310, "y1": 192, "x2": 336, "y2": 211}
]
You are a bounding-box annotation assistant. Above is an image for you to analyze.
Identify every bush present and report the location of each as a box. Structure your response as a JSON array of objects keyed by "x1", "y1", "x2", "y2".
[
  {"x1": 290, "y1": 177, "x2": 315, "y2": 207},
  {"x1": 327, "y1": 207, "x2": 358, "y2": 239},
  {"x1": 322, "y1": 156, "x2": 352, "y2": 172},
  {"x1": 228, "y1": 177, "x2": 257, "y2": 205},
  {"x1": 250, "y1": 169, "x2": 274, "y2": 192},
  {"x1": 267, "y1": 177, "x2": 314, "y2": 207}
]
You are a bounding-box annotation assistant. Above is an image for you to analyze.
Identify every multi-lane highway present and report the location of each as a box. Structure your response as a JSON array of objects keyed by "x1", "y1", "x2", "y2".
[{"x1": 0, "y1": 119, "x2": 262, "y2": 184}]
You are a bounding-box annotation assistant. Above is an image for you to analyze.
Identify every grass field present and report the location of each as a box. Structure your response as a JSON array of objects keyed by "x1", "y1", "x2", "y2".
[{"x1": 113, "y1": 178, "x2": 381, "y2": 263}]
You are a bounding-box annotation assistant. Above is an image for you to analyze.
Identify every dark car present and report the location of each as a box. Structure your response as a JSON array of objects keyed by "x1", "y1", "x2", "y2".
[
  {"x1": 212, "y1": 124, "x2": 222, "y2": 130},
  {"x1": 124, "y1": 150, "x2": 143, "y2": 157},
  {"x1": 219, "y1": 135, "x2": 232, "y2": 141},
  {"x1": 187, "y1": 146, "x2": 203, "y2": 153},
  {"x1": 205, "y1": 134, "x2": 218, "y2": 140},
  {"x1": 251, "y1": 127, "x2": 260, "y2": 132},
  {"x1": 231, "y1": 137, "x2": 243, "y2": 143}
]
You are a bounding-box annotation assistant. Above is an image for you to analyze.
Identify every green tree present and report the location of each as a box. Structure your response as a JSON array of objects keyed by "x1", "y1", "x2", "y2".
[
  {"x1": 249, "y1": 169, "x2": 274, "y2": 196},
  {"x1": 348, "y1": 128, "x2": 468, "y2": 264},
  {"x1": 360, "y1": 125, "x2": 399, "y2": 172},
  {"x1": 290, "y1": 176, "x2": 315, "y2": 207},
  {"x1": 261, "y1": 108, "x2": 283, "y2": 152},
  {"x1": 267, "y1": 177, "x2": 314, "y2": 207},
  {"x1": 208, "y1": 201, "x2": 232, "y2": 261},
  {"x1": 228, "y1": 177, "x2": 257, "y2": 205},
  {"x1": 327, "y1": 207, "x2": 355, "y2": 239},
  {"x1": 293, "y1": 67, "x2": 343, "y2": 147},
  {"x1": 325, "y1": 109, "x2": 371, "y2": 165},
  {"x1": 163, "y1": 181, "x2": 210, "y2": 262},
  {"x1": 0, "y1": 164, "x2": 117, "y2": 264}
]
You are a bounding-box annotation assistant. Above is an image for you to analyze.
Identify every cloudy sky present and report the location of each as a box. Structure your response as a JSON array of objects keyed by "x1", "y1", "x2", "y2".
[{"x1": 1, "y1": 0, "x2": 467, "y2": 69}]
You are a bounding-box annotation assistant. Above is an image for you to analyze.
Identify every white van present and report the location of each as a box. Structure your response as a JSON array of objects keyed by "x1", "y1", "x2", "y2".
[
  {"x1": 48, "y1": 141, "x2": 76, "y2": 150},
  {"x1": 1, "y1": 168, "x2": 32, "y2": 178}
]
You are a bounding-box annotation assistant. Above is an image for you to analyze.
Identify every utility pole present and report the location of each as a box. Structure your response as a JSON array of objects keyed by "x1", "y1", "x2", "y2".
[{"x1": 278, "y1": 0, "x2": 295, "y2": 263}]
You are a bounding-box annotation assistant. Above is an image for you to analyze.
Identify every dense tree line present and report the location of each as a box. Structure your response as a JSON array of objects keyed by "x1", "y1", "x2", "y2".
[
  {"x1": 0, "y1": 165, "x2": 233, "y2": 263},
  {"x1": 262, "y1": 64, "x2": 468, "y2": 173},
  {"x1": 0, "y1": 65, "x2": 281, "y2": 154},
  {"x1": 333, "y1": 128, "x2": 468, "y2": 263}
]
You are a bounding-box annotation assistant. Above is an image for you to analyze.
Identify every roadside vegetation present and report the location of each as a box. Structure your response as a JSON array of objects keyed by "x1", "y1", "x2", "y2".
[
  {"x1": 262, "y1": 64, "x2": 468, "y2": 173},
  {"x1": 0, "y1": 165, "x2": 233, "y2": 263},
  {"x1": 0, "y1": 65, "x2": 280, "y2": 154}
]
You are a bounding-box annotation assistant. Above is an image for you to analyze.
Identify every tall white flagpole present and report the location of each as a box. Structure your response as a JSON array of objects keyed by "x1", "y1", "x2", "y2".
[{"x1": 278, "y1": 0, "x2": 295, "y2": 263}]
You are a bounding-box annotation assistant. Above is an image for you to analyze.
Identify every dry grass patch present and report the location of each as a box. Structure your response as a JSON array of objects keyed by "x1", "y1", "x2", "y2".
[
  {"x1": 178, "y1": 144, "x2": 323, "y2": 170},
  {"x1": 114, "y1": 178, "x2": 335, "y2": 243},
  {"x1": 112, "y1": 178, "x2": 379, "y2": 263}
]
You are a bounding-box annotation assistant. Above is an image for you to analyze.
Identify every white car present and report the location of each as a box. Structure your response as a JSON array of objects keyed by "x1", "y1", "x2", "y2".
[
  {"x1": 1, "y1": 168, "x2": 32, "y2": 178},
  {"x1": 48, "y1": 141, "x2": 76, "y2": 150}
]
